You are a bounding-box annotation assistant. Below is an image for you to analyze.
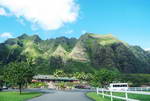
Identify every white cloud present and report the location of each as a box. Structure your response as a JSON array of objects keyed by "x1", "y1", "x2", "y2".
[
  {"x1": 0, "y1": 32, "x2": 13, "y2": 38},
  {"x1": 0, "y1": 0, "x2": 79, "y2": 30},
  {"x1": 145, "y1": 48, "x2": 150, "y2": 51},
  {"x1": 64, "y1": 30, "x2": 73, "y2": 34},
  {"x1": 0, "y1": 7, "x2": 8, "y2": 16}
]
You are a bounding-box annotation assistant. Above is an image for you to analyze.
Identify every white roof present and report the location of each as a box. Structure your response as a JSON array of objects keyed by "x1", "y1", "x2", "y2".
[{"x1": 110, "y1": 83, "x2": 128, "y2": 85}]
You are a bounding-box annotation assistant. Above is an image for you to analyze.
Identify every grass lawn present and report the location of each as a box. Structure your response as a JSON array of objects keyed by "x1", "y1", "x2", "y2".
[
  {"x1": 86, "y1": 92, "x2": 112, "y2": 101},
  {"x1": 0, "y1": 92, "x2": 42, "y2": 101},
  {"x1": 111, "y1": 92, "x2": 150, "y2": 101},
  {"x1": 86, "y1": 92, "x2": 150, "y2": 101}
]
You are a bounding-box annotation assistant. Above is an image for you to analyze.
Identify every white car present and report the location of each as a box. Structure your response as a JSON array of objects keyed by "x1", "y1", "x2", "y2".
[{"x1": 2, "y1": 86, "x2": 8, "y2": 89}]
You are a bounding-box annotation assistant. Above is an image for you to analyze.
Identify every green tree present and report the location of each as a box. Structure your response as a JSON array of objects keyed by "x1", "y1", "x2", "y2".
[
  {"x1": 49, "y1": 56, "x2": 64, "y2": 69},
  {"x1": 53, "y1": 69, "x2": 66, "y2": 77},
  {"x1": 93, "y1": 68, "x2": 119, "y2": 87},
  {"x1": 0, "y1": 75, "x2": 3, "y2": 88},
  {"x1": 73, "y1": 72, "x2": 88, "y2": 80},
  {"x1": 4, "y1": 61, "x2": 35, "y2": 94},
  {"x1": 121, "y1": 74, "x2": 150, "y2": 87}
]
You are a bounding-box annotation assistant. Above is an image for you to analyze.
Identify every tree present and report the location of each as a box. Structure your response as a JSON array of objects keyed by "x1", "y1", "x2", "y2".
[
  {"x1": 4, "y1": 61, "x2": 35, "y2": 94},
  {"x1": 53, "y1": 69, "x2": 66, "y2": 77},
  {"x1": 93, "y1": 68, "x2": 119, "y2": 87},
  {"x1": 49, "y1": 56, "x2": 64, "y2": 69},
  {"x1": 0, "y1": 75, "x2": 3, "y2": 88},
  {"x1": 0, "y1": 61, "x2": 3, "y2": 75},
  {"x1": 73, "y1": 72, "x2": 88, "y2": 80},
  {"x1": 121, "y1": 74, "x2": 150, "y2": 87}
]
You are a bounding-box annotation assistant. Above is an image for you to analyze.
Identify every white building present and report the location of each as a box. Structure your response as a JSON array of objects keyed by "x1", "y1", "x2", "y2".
[{"x1": 108, "y1": 83, "x2": 128, "y2": 91}]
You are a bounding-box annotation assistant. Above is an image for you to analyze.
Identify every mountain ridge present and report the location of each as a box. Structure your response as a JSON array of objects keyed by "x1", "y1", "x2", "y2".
[{"x1": 0, "y1": 33, "x2": 150, "y2": 74}]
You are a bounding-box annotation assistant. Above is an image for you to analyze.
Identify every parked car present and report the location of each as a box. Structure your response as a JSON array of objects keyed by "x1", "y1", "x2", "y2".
[
  {"x1": 2, "y1": 86, "x2": 8, "y2": 90},
  {"x1": 75, "y1": 85, "x2": 91, "y2": 89},
  {"x1": 0, "y1": 88, "x2": 2, "y2": 91}
]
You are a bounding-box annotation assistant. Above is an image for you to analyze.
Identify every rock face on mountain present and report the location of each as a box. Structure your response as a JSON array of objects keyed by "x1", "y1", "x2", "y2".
[{"x1": 0, "y1": 33, "x2": 150, "y2": 74}]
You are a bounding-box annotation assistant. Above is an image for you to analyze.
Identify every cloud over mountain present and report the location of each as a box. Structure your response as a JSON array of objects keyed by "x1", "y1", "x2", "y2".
[
  {"x1": 0, "y1": 32, "x2": 13, "y2": 38},
  {"x1": 0, "y1": 0, "x2": 79, "y2": 30}
]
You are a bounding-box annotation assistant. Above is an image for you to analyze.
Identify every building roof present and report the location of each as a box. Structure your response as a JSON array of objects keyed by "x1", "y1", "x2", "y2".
[
  {"x1": 33, "y1": 75, "x2": 78, "y2": 81},
  {"x1": 110, "y1": 83, "x2": 128, "y2": 85}
]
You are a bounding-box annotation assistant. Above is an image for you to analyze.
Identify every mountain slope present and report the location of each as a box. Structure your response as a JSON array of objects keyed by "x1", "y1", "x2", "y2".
[
  {"x1": 52, "y1": 45, "x2": 68, "y2": 57},
  {"x1": 69, "y1": 42, "x2": 89, "y2": 61},
  {"x1": 0, "y1": 33, "x2": 150, "y2": 74},
  {"x1": 73, "y1": 33, "x2": 150, "y2": 73}
]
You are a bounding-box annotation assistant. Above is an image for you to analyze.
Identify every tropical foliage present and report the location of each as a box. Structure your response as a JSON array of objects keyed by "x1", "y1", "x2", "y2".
[
  {"x1": 90, "y1": 69, "x2": 119, "y2": 87},
  {"x1": 0, "y1": 33, "x2": 149, "y2": 74},
  {"x1": 4, "y1": 61, "x2": 35, "y2": 94}
]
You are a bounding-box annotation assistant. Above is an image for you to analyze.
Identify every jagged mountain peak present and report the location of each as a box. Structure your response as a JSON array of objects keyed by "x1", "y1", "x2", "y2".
[
  {"x1": 81, "y1": 33, "x2": 116, "y2": 39},
  {"x1": 30, "y1": 35, "x2": 42, "y2": 42},
  {"x1": 52, "y1": 45, "x2": 68, "y2": 57},
  {"x1": 79, "y1": 33, "x2": 121, "y2": 46},
  {"x1": 92, "y1": 34, "x2": 128, "y2": 46},
  {"x1": 55, "y1": 36, "x2": 70, "y2": 40},
  {"x1": 0, "y1": 33, "x2": 150, "y2": 73},
  {"x1": 18, "y1": 33, "x2": 29, "y2": 39},
  {"x1": 17, "y1": 34, "x2": 41, "y2": 42}
]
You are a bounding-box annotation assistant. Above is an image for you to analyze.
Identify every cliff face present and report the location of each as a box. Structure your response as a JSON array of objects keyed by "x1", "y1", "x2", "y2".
[{"x1": 0, "y1": 33, "x2": 150, "y2": 74}]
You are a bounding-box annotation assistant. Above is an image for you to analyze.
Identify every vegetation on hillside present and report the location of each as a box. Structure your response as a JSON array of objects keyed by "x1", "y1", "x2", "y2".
[{"x1": 0, "y1": 33, "x2": 150, "y2": 74}]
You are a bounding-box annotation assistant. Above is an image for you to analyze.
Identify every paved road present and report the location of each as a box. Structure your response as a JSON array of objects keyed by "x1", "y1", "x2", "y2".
[{"x1": 28, "y1": 90, "x2": 92, "y2": 101}]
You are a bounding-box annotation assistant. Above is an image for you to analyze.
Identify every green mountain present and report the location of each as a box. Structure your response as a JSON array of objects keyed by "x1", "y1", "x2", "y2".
[{"x1": 0, "y1": 33, "x2": 150, "y2": 74}]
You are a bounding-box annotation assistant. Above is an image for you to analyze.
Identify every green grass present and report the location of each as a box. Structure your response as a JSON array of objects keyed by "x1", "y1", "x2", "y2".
[
  {"x1": 86, "y1": 92, "x2": 111, "y2": 101},
  {"x1": 112, "y1": 92, "x2": 150, "y2": 101},
  {"x1": 0, "y1": 92, "x2": 42, "y2": 101},
  {"x1": 86, "y1": 92, "x2": 150, "y2": 101}
]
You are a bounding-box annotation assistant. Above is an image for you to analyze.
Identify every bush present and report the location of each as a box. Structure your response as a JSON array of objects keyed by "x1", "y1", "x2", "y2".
[{"x1": 29, "y1": 82, "x2": 48, "y2": 88}]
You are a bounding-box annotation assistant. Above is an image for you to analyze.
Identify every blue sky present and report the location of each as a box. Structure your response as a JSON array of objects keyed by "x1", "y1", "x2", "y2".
[{"x1": 0, "y1": 0, "x2": 150, "y2": 49}]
